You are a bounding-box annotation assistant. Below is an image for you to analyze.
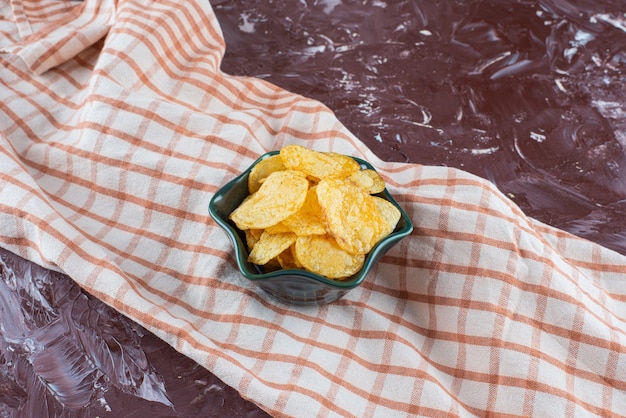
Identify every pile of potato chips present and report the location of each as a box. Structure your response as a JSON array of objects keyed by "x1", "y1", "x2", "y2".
[{"x1": 229, "y1": 145, "x2": 401, "y2": 280}]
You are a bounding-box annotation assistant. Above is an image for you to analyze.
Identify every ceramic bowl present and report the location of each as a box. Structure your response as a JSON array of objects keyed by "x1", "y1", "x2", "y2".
[{"x1": 208, "y1": 150, "x2": 413, "y2": 305}]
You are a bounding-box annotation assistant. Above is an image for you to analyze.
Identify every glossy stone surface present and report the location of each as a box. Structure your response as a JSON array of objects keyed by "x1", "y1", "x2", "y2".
[
  {"x1": 1, "y1": 1, "x2": 625, "y2": 416},
  {"x1": 0, "y1": 248, "x2": 270, "y2": 418},
  {"x1": 214, "y1": 0, "x2": 626, "y2": 255}
]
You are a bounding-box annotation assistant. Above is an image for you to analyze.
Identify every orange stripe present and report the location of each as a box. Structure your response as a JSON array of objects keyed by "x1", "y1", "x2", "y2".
[
  {"x1": 349, "y1": 277, "x2": 625, "y2": 382},
  {"x1": 31, "y1": 1, "x2": 104, "y2": 72},
  {"x1": 450, "y1": 187, "x2": 491, "y2": 397},
  {"x1": 1, "y1": 208, "x2": 621, "y2": 415},
  {"x1": 22, "y1": 0, "x2": 77, "y2": 17},
  {"x1": 3, "y1": 71, "x2": 363, "y2": 176},
  {"x1": 2, "y1": 74, "x2": 338, "y2": 170},
  {"x1": 104, "y1": 5, "x2": 331, "y2": 115},
  {"x1": 2, "y1": 131, "x2": 620, "y2": 386},
  {"x1": 10, "y1": 192, "x2": 613, "y2": 405},
  {"x1": 0, "y1": 158, "x2": 211, "y2": 223},
  {"x1": 121, "y1": 292, "x2": 617, "y2": 417},
  {"x1": 1, "y1": 58, "x2": 89, "y2": 108},
  {"x1": 400, "y1": 188, "x2": 626, "y2": 275},
  {"x1": 4, "y1": 42, "x2": 333, "y2": 146},
  {"x1": 396, "y1": 178, "x2": 626, "y2": 275},
  {"x1": 391, "y1": 234, "x2": 626, "y2": 333},
  {"x1": 96, "y1": 45, "x2": 329, "y2": 136},
  {"x1": 0, "y1": 187, "x2": 229, "y2": 284},
  {"x1": 1, "y1": 79, "x2": 261, "y2": 161},
  {"x1": 119, "y1": 1, "x2": 223, "y2": 70},
  {"x1": 371, "y1": 258, "x2": 626, "y2": 346},
  {"x1": 0, "y1": 97, "x2": 252, "y2": 186},
  {"x1": 21, "y1": 0, "x2": 86, "y2": 45},
  {"x1": 127, "y1": 305, "x2": 484, "y2": 417},
  {"x1": 117, "y1": 0, "x2": 313, "y2": 103}
]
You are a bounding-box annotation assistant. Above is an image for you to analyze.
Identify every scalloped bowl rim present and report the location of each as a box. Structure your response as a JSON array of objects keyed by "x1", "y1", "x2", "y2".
[{"x1": 209, "y1": 150, "x2": 413, "y2": 290}]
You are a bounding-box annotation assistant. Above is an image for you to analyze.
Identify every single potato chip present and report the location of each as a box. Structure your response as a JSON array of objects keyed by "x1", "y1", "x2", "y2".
[
  {"x1": 277, "y1": 245, "x2": 301, "y2": 269},
  {"x1": 348, "y1": 169, "x2": 386, "y2": 194},
  {"x1": 294, "y1": 235, "x2": 365, "y2": 279},
  {"x1": 248, "y1": 231, "x2": 297, "y2": 265},
  {"x1": 230, "y1": 170, "x2": 308, "y2": 230},
  {"x1": 244, "y1": 228, "x2": 263, "y2": 250},
  {"x1": 371, "y1": 196, "x2": 401, "y2": 236},
  {"x1": 248, "y1": 154, "x2": 286, "y2": 194},
  {"x1": 280, "y1": 145, "x2": 359, "y2": 181},
  {"x1": 347, "y1": 170, "x2": 374, "y2": 192},
  {"x1": 265, "y1": 222, "x2": 292, "y2": 234},
  {"x1": 317, "y1": 178, "x2": 388, "y2": 255},
  {"x1": 281, "y1": 186, "x2": 326, "y2": 236},
  {"x1": 325, "y1": 152, "x2": 362, "y2": 176}
]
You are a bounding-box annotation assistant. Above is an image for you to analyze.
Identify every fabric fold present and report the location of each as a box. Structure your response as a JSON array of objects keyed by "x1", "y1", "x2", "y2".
[{"x1": 1, "y1": 0, "x2": 114, "y2": 75}]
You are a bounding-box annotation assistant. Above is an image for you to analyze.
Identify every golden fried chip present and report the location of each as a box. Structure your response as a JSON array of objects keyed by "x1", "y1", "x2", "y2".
[
  {"x1": 294, "y1": 235, "x2": 364, "y2": 279},
  {"x1": 277, "y1": 245, "x2": 301, "y2": 269},
  {"x1": 347, "y1": 170, "x2": 374, "y2": 192},
  {"x1": 325, "y1": 152, "x2": 362, "y2": 175},
  {"x1": 281, "y1": 186, "x2": 326, "y2": 236},
  {"x1": 230, "y1": 170, "x2": 308, "y2": 230},
  {"x1": 348, "y1": 169, "x2": 386, "y2": 194},
  {"x1": 367, "y1": 170, "x2": 387, "y2": 194},
  {"x1": 280, "y1": 145, "x2": 359, "y2": 181},
  {"x1": 248, "y1": 231, "x2": 297, "y2": 265},
  {"x1": 316, "y1": 178, "x2": 388, "y2": 255},
  {"x1": 248, "y1": 154, "x2": 286, "y2": 194},
  {"x1": 244, "y1": 228, "x2": 263, "y2": 250},
  {"x1": 371, "y1": 196, "x2": 401, "y2": 237},
  {"x1": 265, "y1": 222, "x2": 292, "y2": 234}
]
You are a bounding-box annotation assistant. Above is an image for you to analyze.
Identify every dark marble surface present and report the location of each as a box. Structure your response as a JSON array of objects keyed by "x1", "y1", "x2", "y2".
[
  {"x1": 1, "y1": 0, "x2": 625, "y2": 416},
  {"x1": 0, "y1": 248, "x2": 270, "y2": 418},
  {"x1": 214, "y1": 0, "x2": 626, "y2": 255}
]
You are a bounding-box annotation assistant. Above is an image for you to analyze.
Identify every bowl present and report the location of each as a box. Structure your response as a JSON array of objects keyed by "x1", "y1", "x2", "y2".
[{"x1": 208, "y1": 150, "x2": 413, "y2": 305}]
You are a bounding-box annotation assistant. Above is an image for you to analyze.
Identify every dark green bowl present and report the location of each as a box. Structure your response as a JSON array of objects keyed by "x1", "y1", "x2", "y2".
[{"x1": 208, "y1": 150, "x2": 413, "y2": 305}]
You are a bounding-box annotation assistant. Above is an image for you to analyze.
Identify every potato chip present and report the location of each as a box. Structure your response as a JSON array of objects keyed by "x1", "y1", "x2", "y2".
[
  {"x1": 248, "y1": 154, "x2": 286, "y2": 194},
  {"x1": 280, "y1": 145, "x2": 359, "y2": 181},
  {"x1": 277, "y1": 245, "x2": 301, "y2": 269},
  {"x1": 230, "y1": 170, "x2": 308, "y2": 230},
  {"x1": 281, "y1": 186, "x2": 326, "y2": 236},
  {"x1": 316, "y1": 178, "x2": 388, "y2": 255},
  {"x1": 244, "y1": 228, "x2": 263, "y2": 250},
  {"x1": 346, "y1": 170, "x2": 374, "y2": 192},
  {"x1": 248, "y1": 231, "x2": 297, "y2": 265},
  {"x1": 264, "y1": 222, "x2": 292, "y2": 234},
  {"x1": 325, "y1": 152, "x2": 362, "y2": 175},
  {"x1": 294, "y1": 235, "x2": 364, "y2": 279},
  {"x1": 348, "y1": 169, "x2": 386, "y2": 194},
  {"x1": 371, "y1": 196, "x2": 401, "y2": 236}
]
